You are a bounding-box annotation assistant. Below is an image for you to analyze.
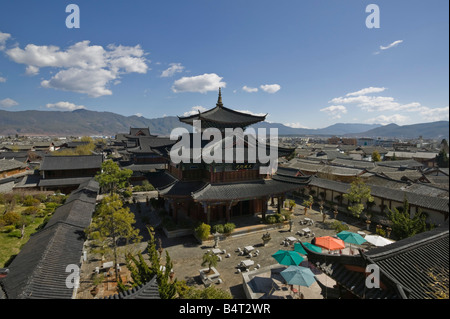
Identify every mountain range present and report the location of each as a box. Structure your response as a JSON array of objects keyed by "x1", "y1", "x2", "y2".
[{"x1": 0, "y1": 109, "x2": 448, "y2": 139}]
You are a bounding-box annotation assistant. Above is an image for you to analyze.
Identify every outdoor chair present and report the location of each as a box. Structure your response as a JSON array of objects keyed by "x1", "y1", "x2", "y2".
[
  {"x1": 222, "y1": 249, "x2": 226, "y2": 254},
  {"x1": 226, "y1": 253, "x2": 231, "y2": 258},
  {"x1": 236, "y1": 269, "x2": 241, "y2": 273}
]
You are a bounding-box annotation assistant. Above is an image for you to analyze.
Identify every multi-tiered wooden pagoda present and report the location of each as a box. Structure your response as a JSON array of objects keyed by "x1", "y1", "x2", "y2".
[{"x1": 158, "y1": 89, "x2": 311, "y2": 224}]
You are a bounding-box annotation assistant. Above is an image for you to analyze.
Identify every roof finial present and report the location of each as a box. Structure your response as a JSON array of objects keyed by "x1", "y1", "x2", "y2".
[{"x1": 216, "y1": 87, "x2": 223, "y2": 107}]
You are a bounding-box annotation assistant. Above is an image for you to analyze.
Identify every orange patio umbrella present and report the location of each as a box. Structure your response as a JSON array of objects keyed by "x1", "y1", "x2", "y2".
[{"x1": 314, "y1": 236, "x2": 345, "y2": 251}]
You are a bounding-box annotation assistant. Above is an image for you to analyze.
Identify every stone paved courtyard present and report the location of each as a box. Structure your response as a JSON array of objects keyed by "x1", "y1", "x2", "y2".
[{"x1": 76, "y1": 195, "x2": 379, "y2": 299}]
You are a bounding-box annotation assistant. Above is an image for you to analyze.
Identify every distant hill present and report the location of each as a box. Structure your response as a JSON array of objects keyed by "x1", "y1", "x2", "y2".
[
  {"x1": 0, "y1": 109, "x2": 447, "y2": 139},
  {"x1": 344, "y1": 121, "x2": 449, "y2": 139}
]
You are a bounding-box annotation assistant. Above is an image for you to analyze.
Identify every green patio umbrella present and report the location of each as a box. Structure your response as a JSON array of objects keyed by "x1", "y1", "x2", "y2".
[
  {"x1": 294, "y1": 243, "x2": 308, "y2": 255},
  {"x1": 272, "y1": 250, "x2": 304, "y2": 266},
  {"x1": 337, "y1": 231, "x2": 366, "y2": 253},
  {"x1": 337, "y1": 231, "x2": 367, "y2": 245},
  {"x1": 302, "y1": 242, "x2": 323, "y2": 253}
]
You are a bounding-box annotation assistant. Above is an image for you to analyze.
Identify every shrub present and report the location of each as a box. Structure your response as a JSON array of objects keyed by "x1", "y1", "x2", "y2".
[
  {"x1": 223, "y1": 223, "x2": 235, "y2": 234},
  {"x1": 331, "y1": 220, "x2": 349, "y2": 233},
  {"x1": 2, "y1": 225, "x2": 16, "y2": 233},
  {"x1": 44, "y1": 202, "x2": 61, "y2": 214},
  {"x1": 8, "y1": 229, "x2": 22, "y2": 238},
  {"x1": 122, "y1": 189, "x2": 132, "y2": 198},
  {"x1": 274, "y1": 213, "x2": 284, "y2": 223},
  {"x1": 23, "y1": 195, "x2": 40, "y2": 207},
  {"x1": 22, "y1": 206, "x2": 39, "y2": 215},
  {"x1": 2, "y1": 211, "x2": 21, "y2": 226},
  {"x1": 195, "y1": 223, "x2": 211, "y2": 241},
  {"x1": 266, "y1": 215, "x2": 277, "y2": 224},
  {"x1": 281, "y1": 210, "x2": 292, "y2": 221},
  {"x1": 212, "y1": 224, "x2": 224, "y2": 234}
]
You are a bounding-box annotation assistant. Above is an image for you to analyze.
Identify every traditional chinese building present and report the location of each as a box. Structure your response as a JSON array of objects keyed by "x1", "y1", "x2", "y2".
[{"x1": 156, "y1": 89, "x2": 311, "y2": 224}]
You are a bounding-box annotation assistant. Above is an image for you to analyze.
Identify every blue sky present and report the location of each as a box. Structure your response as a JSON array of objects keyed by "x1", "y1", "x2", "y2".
[{"x1": 0, "y1": 0, "x2": 448, "y2": 129}]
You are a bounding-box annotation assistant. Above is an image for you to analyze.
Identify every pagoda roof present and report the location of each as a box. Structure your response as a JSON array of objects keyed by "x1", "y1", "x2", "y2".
[{"x1": 178, "y1": 88, "x2": 267, "y2": 129}]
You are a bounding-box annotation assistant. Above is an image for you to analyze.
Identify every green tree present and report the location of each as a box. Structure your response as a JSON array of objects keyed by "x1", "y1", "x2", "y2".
[
  {"x1": 95, "y1": 160, "x2": 133, "y2": 195},
  {"x1": 86, "y1": 194, "x2": 142, "y2": 282},
  {"x1": 176, "y1": 282, "x2": 232, "y2": 299},
  {"x1": 343, "y1": 177, "x2": 374, "y2": 219},
  {"x1": 372, "y1": 150, "x2": 381, "y2": 162},
  {"x1": 387, "y1": 196, "x2": 433, "y2": 240},
  {"x1": 436, "y1": 149, "x2": 449, "y2": 168},
  {"x1": 124, "y1": 228, "x2": 177, "y2": 299},
  {"x1": 201, "y1": 251, "x2": 218, "y2": 273}
]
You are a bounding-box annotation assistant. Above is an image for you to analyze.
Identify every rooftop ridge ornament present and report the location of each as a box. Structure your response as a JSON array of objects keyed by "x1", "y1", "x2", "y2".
[{"x1": 216, "y1": 87, "x2": 223, "y2": 108}]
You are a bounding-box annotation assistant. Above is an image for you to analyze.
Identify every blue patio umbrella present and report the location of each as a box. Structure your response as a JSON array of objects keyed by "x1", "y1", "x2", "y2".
[
  {"x1": 272, "y1": 250, "x2": 304, "y2": 266},
  {"x1": 281, "y1": 266, "x2": 316, "y2": 290}
]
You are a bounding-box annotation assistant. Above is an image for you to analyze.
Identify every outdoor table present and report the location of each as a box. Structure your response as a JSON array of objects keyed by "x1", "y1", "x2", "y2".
[
  {"x1": 302, "y1": 227, "x2": 311, "y2": 233},
  {"x1": 304, "y1": 218, "x2": 311, "y2": 222},
  {"x1": 244, "y1": 246, "x2": 255, "y2": 254},
  {"x1": 285, "y1": 237, "x2": 298, "y2": 244},
  {"x1": 212, "y1": 248, "x2": 222, "y2": 255},
  {"x1": 240, "y1": 260, "x2": 255, "y2": 269}
]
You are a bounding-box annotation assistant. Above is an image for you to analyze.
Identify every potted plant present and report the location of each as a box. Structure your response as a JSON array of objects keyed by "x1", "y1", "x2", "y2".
[
  {"x1": 201, "y1": 251, "x2": 218, "y2": 275},
  {"x1": 262, "y1": 232, "x2": 272, "y2": 246},
  {"x1": 333, "y1": 205, "x2": 339, "y2": 219},
  {"x1": 386, "y1": 227, "x2": 392, "y2": 238}
]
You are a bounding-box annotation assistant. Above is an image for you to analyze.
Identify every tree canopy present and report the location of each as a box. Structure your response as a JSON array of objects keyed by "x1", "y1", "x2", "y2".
[
  {"x1": 387, "y1": 196, "x2": 433, "y2": 240},
  {"x1": 95, "y1": 159, "x2": 133, "y2": 194},
  {"x1": 343, "y1": 177, "x2": 374, "y2": 219}
]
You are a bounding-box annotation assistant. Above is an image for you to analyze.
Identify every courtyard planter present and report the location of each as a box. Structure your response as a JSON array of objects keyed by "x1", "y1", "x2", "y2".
[{"x1": 199, "y1": 266, "x2": 221, "y2": 286}]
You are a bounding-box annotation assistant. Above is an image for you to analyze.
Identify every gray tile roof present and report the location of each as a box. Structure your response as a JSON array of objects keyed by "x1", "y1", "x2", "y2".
[
  {"x1": 38, "y1": 177, "x2": 92, "y2": 188},
  {"x1": 310, "y1": 176, "x2": 449, "y2": 213},
  {"x1": 191, "y1": 178, "x2": 310, "y2": 202},
  {"x1": 0, "y1": 158, "x2": 27, "y2": 171},
  {"x1": 103, "y1": 276, "x2": 160, "y2": 299},
  {"x1": 40, "y1": 155, "x2": 103, "y2": 171},
  {"x1": 0, "y1": 182, "x2": 98, "y2": 299}
]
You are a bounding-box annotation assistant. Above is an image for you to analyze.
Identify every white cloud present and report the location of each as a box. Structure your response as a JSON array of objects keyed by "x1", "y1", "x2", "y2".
[
  {"x1": 346, "y1": 87, "x2": 386, "y2": 96},
  {"x1": 330, "y1": 94, "x2": 422, "y2": 113},
  {"x1": 365, "y1": 114, "x2": 410, "y2": 125},
  {"x1": 320, "y1": 105, "x2": 348, "y2": 119},
  {"x1": 45, "y1": 101, "x2": 86, "y2": 111},
  {"x1": 172, "y1": 73, "x2": 226, "y2": 93},
  {"x1": 380, "y1": 40, "x2": 403, "y2": 50},
  {"x1": 235, "y1": 109, "x2": 266, "y2": 116},
  {"x1": 0, "y1": 31, "x2": 11, "y2": 50},
  {"x1": 0, "y1": 98, "x2": 18, "y2": 108},
  {"x1": 161, "y1": 63, "x2": 184, "y2": 77},
  {"x1": 284, "y1": 122, "x2": 308, "y2": 129},
  {"x1": 135, "y1": 113, "x2": 143, "y2": 117},
  {"x1": 182, "y1": 105, "x2": 208, "y2": 117},
  {"x1": 419, "y1": 106, "x2": 449, "y2": 122},
  {"x1": 41, "y1": 68, "x2": 116, "y2": 97},
  {"x1": 0, "y1": 77, "x2": 6, "y2": 83},
  {"x1": 242, "y1": 85, "x2": 258, "y2": 93},
  {"x1": 6, "y1": 40, "x2": 149, "y2": 97},
  {"x1": 260, "y1": 84, "x2": 281, "y2": 93}
]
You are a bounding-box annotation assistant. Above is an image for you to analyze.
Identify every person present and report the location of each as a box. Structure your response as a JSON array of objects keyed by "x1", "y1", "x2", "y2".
[{"x1": 311, "y1": 237, "x2": 316, "y2": 245}]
